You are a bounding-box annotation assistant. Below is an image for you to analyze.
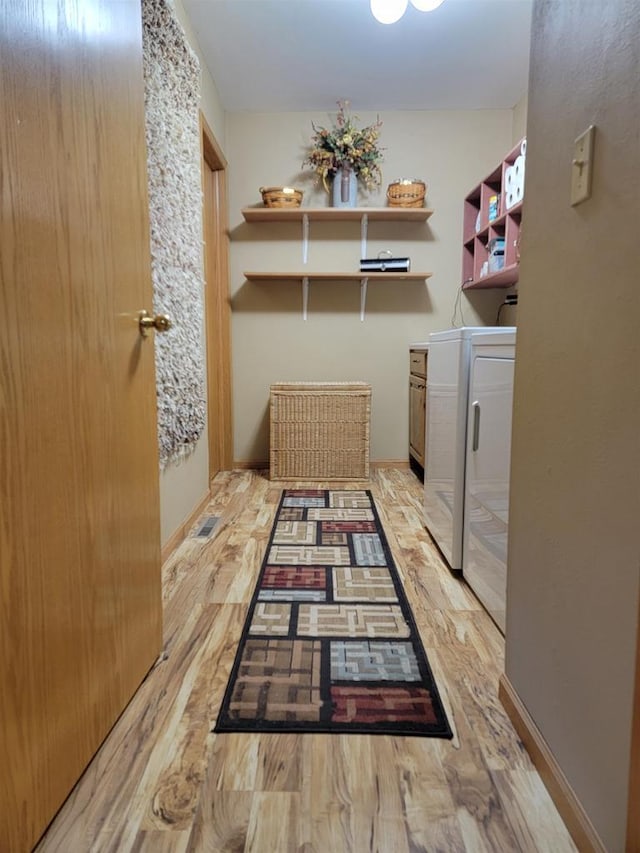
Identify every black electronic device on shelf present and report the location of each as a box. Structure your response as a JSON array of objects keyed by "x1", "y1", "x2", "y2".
[{"x1": 360, "y1": 251, "x2": 410, "y2": 273}]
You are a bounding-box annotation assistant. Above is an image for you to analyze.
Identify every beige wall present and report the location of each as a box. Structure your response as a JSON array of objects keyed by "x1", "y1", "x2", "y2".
[
  {"x1": 227, "y1": 109, "x2": 514, "y2": 464},
  {"x1": 172, "y1": 0, "x2": 226, "y2": 145},
  {"x1": 159, "y1": 0, "x2": 227, "y2": 545},
  {"x1": 512, "y1": 92, "x2": 528, "y2": 144},
  {"x1": 506, "y1": 2, "x2": 640, "y2": 850}
]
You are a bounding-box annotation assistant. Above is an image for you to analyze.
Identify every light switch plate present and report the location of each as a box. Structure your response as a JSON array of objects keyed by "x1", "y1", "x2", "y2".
[{"x1": 571, "y1": 125, "x2": 595, "y2": 206}]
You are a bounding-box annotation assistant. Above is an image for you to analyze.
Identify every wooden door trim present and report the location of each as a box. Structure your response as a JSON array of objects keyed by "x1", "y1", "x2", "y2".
[
  {"x1": 200, "y1": 114, "x2": 233, "y2": 478},
  {"x1": 626, "y1": 585, "x2": 640, "y2": 851},
  {"x1": 499, "y1": 675, "x2": 607, "y2": 853},
  {"x1": 202, "y1": 115, "x2": 227, "y2": 169}
]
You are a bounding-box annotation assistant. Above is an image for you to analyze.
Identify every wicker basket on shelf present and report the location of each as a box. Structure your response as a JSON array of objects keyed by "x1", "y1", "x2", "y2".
[
  {"x1": 260, "y1": 186, "x2": 303, "y2": 208},
  {"x1": 386, "y1": 179, "x2": 427, "y2": 208}
]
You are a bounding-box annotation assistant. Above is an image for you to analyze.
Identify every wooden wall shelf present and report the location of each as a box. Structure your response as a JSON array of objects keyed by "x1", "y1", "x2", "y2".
[
  {"x1": 240, "y1": 205, "x2": 434, "y2": 320},
  {"x1": 241, "y1": 206, "x2": 434, "y2": 223},
  {"x1": 461, "y1": 141, "x2": 525, "y2": 291},
  {"x1": 462, "y1": 264, "x2": 519, "y2": 290},
  {"x1": 244, "y1": 272, "x2": 431, "y2": 282},
  {"x1": 244, "y1": 271, "x2": 432, "y2": 321}
]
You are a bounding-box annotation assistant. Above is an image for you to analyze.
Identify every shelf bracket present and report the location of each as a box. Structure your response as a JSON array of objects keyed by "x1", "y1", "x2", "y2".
[
  {"x1": 360, "y1": 213, "x2": 368, "y2": 260},
  {"x1": 360, "y1": 277, "x2": 368, "y2": 322},
  {"x1": 302, "y1": 213, "x2": 309, "y2": 265},
  {"x1": 302, "y1": 276, "x2": 309, "y2": 322}
]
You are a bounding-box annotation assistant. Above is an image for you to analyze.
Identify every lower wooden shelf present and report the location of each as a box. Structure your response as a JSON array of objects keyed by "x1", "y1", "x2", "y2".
[
  {"x1": 243, "y1": 271, "x2": 433, "y2": 320},
  {"x1": 244, "y1": 272, "x2": 432, "y2": 282},
  {"x1": 462, "y1": 264, "x2": 519, "y2": 290}
]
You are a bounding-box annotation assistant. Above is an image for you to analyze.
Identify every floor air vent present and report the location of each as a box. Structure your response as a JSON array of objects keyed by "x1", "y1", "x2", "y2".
[{"x1": 193, "y1": 516, "x2": 220, "y2": 538}]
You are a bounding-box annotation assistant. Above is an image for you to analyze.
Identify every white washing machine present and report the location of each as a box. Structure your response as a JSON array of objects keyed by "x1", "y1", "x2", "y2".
[
  {"x1": 423, "y1": 326, "x2": 516, "y2": 571},
  {"x1": 463, "y1": 329, "x2": 516, "y2": 633}
]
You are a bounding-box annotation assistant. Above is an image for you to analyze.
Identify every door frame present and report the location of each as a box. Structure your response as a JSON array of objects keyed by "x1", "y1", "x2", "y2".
[
  {"x1": 200, "y1": 114, "x2": 233, "y2": 478},
  {"x1": 627, "y1": 586, "x2": 640, "y2": 850}
]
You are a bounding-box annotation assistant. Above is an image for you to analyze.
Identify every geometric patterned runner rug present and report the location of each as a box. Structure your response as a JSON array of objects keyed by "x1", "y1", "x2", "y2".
[{"x1": 215, "y1": 489, "x2": 452, "y2": 738}]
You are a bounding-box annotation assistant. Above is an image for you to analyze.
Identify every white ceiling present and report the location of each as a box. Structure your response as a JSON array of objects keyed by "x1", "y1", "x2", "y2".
[{"x1": 181, "y1": 0, "x2": 533, "y2": 113}]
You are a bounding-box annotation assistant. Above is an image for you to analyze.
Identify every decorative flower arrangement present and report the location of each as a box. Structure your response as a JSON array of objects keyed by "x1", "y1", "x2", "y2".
[{"x1": 303, "y1": 100, "x2": 383, "y2": 191}]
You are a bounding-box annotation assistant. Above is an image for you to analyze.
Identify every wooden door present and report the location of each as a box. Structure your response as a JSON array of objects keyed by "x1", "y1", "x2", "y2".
[
  {"x1": 202, "y1": 116, "x2": 233, "y2": 477},
  {"x1": 0, "y1": 2, "x2": 162, "y2": 850}
]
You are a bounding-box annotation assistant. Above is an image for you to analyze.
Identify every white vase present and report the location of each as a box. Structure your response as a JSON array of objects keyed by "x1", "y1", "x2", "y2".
[{"x1": 332, "y1": 166, "x2": 358, "y2": 208}]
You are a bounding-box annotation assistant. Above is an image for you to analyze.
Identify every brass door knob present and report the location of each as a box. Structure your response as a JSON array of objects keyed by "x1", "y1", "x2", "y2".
[{"x1": 138, "y1": 310, "x2": 172, "y2": 338}]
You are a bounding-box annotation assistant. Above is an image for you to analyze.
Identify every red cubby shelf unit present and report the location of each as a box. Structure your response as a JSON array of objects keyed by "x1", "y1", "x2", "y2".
[{"x1": 462, "y1": 139, "x2": 525, "y2": 290}]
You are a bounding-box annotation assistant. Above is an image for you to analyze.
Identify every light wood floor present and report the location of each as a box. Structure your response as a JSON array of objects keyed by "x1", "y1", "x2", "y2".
[{"x1": 37, "y1": 468, "x2": 576, "y2": 852}]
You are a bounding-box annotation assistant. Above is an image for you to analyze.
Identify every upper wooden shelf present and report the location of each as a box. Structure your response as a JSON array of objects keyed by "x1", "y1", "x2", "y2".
[{"x1": 241, "y1": 206, "x2": 434, "y2": 223}]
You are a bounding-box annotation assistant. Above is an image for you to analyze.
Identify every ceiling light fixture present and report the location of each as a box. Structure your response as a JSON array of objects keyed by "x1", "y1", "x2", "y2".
[
  {"x1": 370, "y1": 0, "x2": 408, "y2": 25},
  {"x1": 370, "y1": 0, "x2": 445, "y2": 24},
  {"x1": 409, "y1": 0, "x2": 446, "y2": 10}
]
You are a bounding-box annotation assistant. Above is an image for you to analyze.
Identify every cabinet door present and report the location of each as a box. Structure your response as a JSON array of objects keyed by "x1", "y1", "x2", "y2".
[
  {"x1": 409, "y1": 375, "x2": 426, "y2": 467},
  {"x1": 410, "y1": 349, "x2": 427, "y2": 379},
  {"x1": 463, "y1": 356, "x2": 514, "y2": 633}
]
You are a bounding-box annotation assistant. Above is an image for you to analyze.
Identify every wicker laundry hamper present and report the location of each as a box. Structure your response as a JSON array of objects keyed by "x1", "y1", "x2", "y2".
[{"x1": 269, "y1": 382, "x2": 371, "y2": 481}]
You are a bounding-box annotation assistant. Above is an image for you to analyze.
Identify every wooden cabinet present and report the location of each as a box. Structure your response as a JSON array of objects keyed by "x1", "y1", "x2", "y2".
[
  {"x1": 240, "y1": 207, "x2": 434, "y2": 320},
  {"x1": 409, "y1": 348, "x2": 428, "y2": 473},
  {"x1": 462, "y1": 139, "x2": 526, "y2": 290}
]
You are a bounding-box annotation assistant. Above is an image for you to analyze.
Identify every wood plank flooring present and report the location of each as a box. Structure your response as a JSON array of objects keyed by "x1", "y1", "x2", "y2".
[{"x1": 36, "y1": 469, "x2": 576, "y2": 852}]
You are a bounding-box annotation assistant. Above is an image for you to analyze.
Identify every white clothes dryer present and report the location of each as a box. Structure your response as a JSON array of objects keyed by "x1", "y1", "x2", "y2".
[
  {"x1": 423, "y1": 326, "x2": 516, "y2": 571},
  {"x1": 462, "y1": 329, "x2": 517, "y2": 633}
]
